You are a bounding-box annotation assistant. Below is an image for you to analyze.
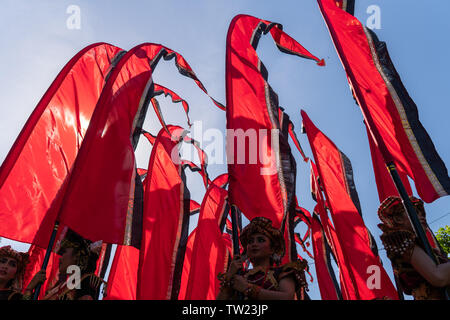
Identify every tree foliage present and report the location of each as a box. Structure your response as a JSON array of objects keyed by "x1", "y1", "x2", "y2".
[{"x1": 435, "y1": 225, "x2": 450, "y2": 256}]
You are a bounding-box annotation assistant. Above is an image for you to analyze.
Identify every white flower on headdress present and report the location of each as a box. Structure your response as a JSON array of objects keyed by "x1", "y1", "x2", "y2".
[{"x1": 89, "y1": 241, "x2": 103, "y2": 254}]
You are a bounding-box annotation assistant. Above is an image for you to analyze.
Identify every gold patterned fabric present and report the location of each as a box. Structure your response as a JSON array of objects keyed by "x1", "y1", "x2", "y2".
[
  {"x1": 218, "y1": 260, "x2": 309, "y2": 300},
  {"x1": 377, "y1": 196, "x2": 448, "y2": 300}
]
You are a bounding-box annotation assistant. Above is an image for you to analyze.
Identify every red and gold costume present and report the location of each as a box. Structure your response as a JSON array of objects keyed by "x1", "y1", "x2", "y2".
[
  {"x1": 377, "y1": 196, "x2": 448, "y2": 300},
  {"x1": 218, "y1": 217, "x2": 309, "y2": 300}
]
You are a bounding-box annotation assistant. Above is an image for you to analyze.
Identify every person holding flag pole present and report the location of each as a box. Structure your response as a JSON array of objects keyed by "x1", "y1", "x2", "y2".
[{"x1": 317, "y1": 0, "x2": 450, "y2": 300}]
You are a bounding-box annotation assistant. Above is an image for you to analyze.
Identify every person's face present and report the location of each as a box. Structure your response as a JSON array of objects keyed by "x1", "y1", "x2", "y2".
[
  {"x1": 246, "y1": 233, "x2": 273, "y2": 262},
  {"x1": 59, "y1": 247, "x2": 77, "y2": 274},
  {"x1": 0, "y1": 256, "x2": 18, "y2": 283}
]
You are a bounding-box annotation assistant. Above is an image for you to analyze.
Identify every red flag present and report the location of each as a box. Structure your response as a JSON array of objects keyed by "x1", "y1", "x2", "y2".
[
  {"x1": 226, "y1": 14, "x2": 323, "y2": 229},
  {"x1": 178, "y1": 229, "x2": 197, "y2": 300},
  {"x1": 310, "y1": 163, "x2": 356, "y2": 300},
  {"x1": 311, "y1": 165, "x2": 362, "y2": 300},
  {"x1": 0, "y1": 43, "x2": 123, "y2": 246},
  {"x1": 57, "y1": 43, "x2": 222, "y2": 245},
  {"x1": 366, "y1": 125, "x2": 413, "y2": 203},
  {"x1": 303, "y1": 110, "x2": 398, "y2": 300},
  {"x1": 311, "y1": 214, "x2": 342, "y2": 300},
  {"x1": 104, "y1": 245, "x2": 139, "y2": 300},
  {"x1": 136, "y1": 126, "x2": 190, "y2": 300},
  {"x1": 318, "y1": 0, "x2": 450, "y2": 202},
  {"x1": 185, "y1": 174, "x2": 230, "y2": 300}
]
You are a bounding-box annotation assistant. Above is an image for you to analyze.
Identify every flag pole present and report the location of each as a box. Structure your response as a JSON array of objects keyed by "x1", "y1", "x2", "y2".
[
  {"x1": 32, "y1": 221, "x2": 59, "y2": 300},
  {"x1": 230, "y1": 204, "x2": 245, "y2": 300},
  {"x1": 362, "y1": 114, "x2": 438, "y2": 267},
  {"x1": 230, "y1": 205, "x2": 241, "y2": 257},
  {"x1": 386, "y1": 162, "x2": 449, "y2": 300}
]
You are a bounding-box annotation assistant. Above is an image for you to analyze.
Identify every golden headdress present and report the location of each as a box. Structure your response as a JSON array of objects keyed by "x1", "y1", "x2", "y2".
[{"x1": 240, "y1": 217, "x2": 285, "y2": 259}]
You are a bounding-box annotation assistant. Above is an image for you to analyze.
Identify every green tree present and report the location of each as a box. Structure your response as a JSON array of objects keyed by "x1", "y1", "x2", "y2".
[{"x1": 435, "y1": 225, "x2": 450, "y2": 256}]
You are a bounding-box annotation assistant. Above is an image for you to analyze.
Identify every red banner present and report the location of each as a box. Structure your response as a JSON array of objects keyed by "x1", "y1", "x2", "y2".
[
  {"x1": 136, "y1": 126, "x2": 190, "y2": 300},
  {"x1": 104, "y1": 245, "x2": 139, "y2": 300},
  {"x1": 310, "y1": 163, "x2": 356, "y2": 300},
  {"x1": 56, "y1": 43, "x2": 221, "y2": 245},
  {"x1": 0, "y1": 43, "x2": 123, "y2": 246},
  {"x1": 303, "y1": 110, "x2": 398, "y2": 300},
  {"x1": 184, "y1": 174, "x2": 230, "y2": 300},
  {"x1": 318, "y1": 0, "x2": 450, "y2": 203},
  {"x1": 311, "y1": 214, "x2": 342, "y2": 300},
  {"x1": 366, "y1": 125, "x2": 412, "y2": 203},
  {"x1": 226, "y1": 14, "x2": 323, "y2": 229},
  {"x1": 178, "y1": 229, "x2": 197, "y2": 300}
]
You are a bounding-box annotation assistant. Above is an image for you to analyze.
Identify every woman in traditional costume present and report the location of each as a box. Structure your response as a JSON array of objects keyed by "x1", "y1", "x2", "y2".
[
  {"x1": 217, "y1": 216, "x2": 308, "y2": 300},
  {"x1": 378, "y1": 196, "x2": 450, "y2": 300},
  {"x1": 24, "y1": 232, "x2": 105, "y2": 300},
  {"x1": 0, "y1": 245, "x2": 29, "y2": 300}
]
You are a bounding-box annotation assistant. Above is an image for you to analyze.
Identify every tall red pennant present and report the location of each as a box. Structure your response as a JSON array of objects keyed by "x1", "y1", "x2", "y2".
[
  {"x1": 312, "y1": 162, "x2": 369, "y2": 300},
  {"x1": 184, "y1": 174, "x2": 230, "y2": 300},
  {"x1": 303, "y1": 110, "x2": 398, "y2": 300},
  {"x1": 366, "y1": 125, "x2": 413, "y2": 203},
  {"x1": 104, "y1": 245, "x2": 139, "y2": 300},
  {"x1": 57, "y1": 43, "x2": 222, "y2": 245},
  {"x1": 0, "y1": 43, "x2": 123, "y2": 246},
  {"x1": 318, "y1": 0, "x2": 450, "y2": 203},
  {"x1": 311, "y1": 214, "x2": 342, "y2": 300},
  {"x1": 178, "y1": 229, "x2": 197, "y2": 300},
  {"x1": 226, "y1": 14, "x2": 324, "y2": 230},
  {"x1": 136, "y1": 126, "x2": 190, "y2": 300},
  {"x1": 310, "y1": 163, "x2": 356, "y2": 300}
]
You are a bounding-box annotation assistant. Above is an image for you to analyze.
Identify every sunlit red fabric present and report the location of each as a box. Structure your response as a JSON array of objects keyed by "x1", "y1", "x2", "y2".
[
  {"x1": 0, "y1": 43, "x2": 123, "y2": 245},
  {"x1": 136, "y1": 126, "x2": 190, "y2": 300},
  {"x1": 55, "y1": 43, "x2": 160, "y2": 245},
  {"x1": 57, "y1": 43, "x2": 221, "y2": 245},
  {"x1": 366, "y1": 125, "x2": 412, "y2": 203},
  {"x1": 185, "y1": 174, "x2": 230, "y2": 300},
  {"x1": 311, "y1": 213, "x2": 341, "y2": 300},
  {"x1": 104, "y1": 245, "x2": 139, "y2": 300},
  {"x1": 226, "y1": 14, "x2": 323, "y2": 229},
  {"x1": 318, "y1": 0, "x2": 450, "y2": 203},
  {"x1": 303, "y1": 110, "x2": 398, "y2": 300},
  {"x1": 310, "y1": 162, "x2": 356, "y2": 300}
]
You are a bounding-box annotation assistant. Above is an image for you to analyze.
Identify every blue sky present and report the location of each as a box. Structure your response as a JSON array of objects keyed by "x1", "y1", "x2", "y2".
[{"x1": 1, "y1": 1, "x2": 449, "y2": 300}]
